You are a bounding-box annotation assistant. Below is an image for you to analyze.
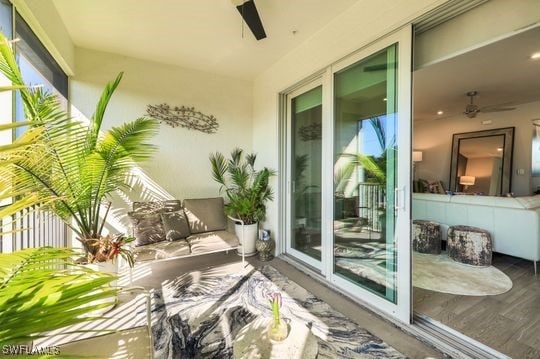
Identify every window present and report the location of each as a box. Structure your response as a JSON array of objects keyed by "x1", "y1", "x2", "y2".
[{"x1": 14, "y1": 12, "x2": 68, "y2": 136}]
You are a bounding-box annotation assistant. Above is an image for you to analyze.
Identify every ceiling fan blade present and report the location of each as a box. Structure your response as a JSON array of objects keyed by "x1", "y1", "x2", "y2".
[
  {"x1": 233, "y1": 0, "x2": 267, "y2": 40},
  {"x1": 481, "y1": 107, "x2": 516, "y2": 113}
]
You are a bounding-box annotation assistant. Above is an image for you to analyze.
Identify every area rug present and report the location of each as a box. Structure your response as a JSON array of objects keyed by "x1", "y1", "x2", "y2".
[
  {"x1": 151, "y1": 265, "x2": 404, "y2": 358},
  {"x1": 413, "y1": 252, "x2": 513, "y2": 296}
]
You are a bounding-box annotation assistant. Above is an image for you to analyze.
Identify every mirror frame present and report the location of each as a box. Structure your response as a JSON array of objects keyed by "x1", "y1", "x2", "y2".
[{"x1": 449, "y1": 127, "x2": 515, "y2": 195}]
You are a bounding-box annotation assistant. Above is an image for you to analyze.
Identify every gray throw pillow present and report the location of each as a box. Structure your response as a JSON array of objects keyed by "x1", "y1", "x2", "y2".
[
  {"x1": 128, "y1": 211, "x2": 166, "y2": 246},
  {"x1": 161, "y1": 210, "x2": 191, "y2": 241},
  {"x1": 183, "y1": 197, "x2": 227, "y2": 234}
]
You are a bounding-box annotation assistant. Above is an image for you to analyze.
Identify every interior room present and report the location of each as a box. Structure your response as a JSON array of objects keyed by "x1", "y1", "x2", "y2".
[{"x1": 412, "y1": 24, "x2": 540, "y2": 357}]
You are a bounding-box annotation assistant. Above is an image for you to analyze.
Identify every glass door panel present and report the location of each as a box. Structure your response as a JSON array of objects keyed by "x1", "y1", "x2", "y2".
[
  {"x1": 290, "y1": 85, "x2": 323, "y2": 264},
  {"x1": 333, "y1": 45, "x2": 398, "y2": 302}
]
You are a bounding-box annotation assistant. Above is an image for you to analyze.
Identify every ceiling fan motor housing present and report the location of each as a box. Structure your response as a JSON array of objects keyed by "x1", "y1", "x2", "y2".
[
  {"x1": 464, "y1": 90, "x2": 479, "y2": 118},
  {"x1": 465, "y1": 103, "x2": 479, "y2": 118}
]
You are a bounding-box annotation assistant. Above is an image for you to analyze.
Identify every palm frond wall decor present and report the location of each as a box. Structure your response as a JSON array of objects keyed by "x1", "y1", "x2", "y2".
[
  {"x1": 146, "y1": 104, "x2": 219, "y2": 133},
  {"x1": 298, "y1": 122, "x2": 322, "y2": 141}
]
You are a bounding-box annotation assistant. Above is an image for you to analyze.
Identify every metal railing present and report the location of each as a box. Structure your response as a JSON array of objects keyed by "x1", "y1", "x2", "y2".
[
  {"x1": 0, "y1": 205, "x2": 69, "y2": 253},
  {"x1": 357, "y1": 182, "x2": 385, "y2": 232}
]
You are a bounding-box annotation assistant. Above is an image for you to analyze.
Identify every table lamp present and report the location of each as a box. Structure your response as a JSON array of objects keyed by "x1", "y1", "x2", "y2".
[{"x1": 459, "y1": 175, "x2": 475, "y2": 192}]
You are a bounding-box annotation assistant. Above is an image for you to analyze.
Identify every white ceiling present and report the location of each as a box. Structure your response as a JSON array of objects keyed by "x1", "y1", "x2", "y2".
[
  {"x1": 52, "y1": 0, "x2": 358, "y2": 80},
  {"x1": 414, "y1": 26, "x2": 540, "y2": 122}
]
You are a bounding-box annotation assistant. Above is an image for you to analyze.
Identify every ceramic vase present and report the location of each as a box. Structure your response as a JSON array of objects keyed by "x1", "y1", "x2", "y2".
[{"x1": 267, "y1": 317, "x2": 289, "y2": 342}]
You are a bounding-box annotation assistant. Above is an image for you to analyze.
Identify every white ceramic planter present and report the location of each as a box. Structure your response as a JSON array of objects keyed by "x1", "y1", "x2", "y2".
[
  {"x1": 235, "y1": 222, "x2": 258, "y2": 256},
  {"x1": 85, "y1": 261, "x2": 119, "y2": 314},
  {"x1": 87, "y1": 260, "x2": 119, "y2": 287}
]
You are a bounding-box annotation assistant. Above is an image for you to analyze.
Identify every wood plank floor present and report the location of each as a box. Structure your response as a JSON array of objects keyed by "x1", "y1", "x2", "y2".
[{"x1": 414, "y1": 253, "x2": 540, "y2": 358}]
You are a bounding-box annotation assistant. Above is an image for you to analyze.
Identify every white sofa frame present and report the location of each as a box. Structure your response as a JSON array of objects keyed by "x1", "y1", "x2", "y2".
[{"x1": 413, "y1": 193, "x2": 540, "y2": 274}]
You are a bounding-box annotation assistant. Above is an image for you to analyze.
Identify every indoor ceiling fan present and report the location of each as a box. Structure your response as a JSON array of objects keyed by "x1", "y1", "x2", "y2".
[
  {"x1": 231, "y1": 0, "x2": 267, "y2": 40},
  {"x1": 463, "y1": 90, "x2": 516, "y2": 118}
]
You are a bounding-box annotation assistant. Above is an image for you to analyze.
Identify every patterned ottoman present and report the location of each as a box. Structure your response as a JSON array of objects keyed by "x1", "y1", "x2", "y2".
[
  {"x1": 448, "y1": 225, "x2": 492, "y2": 266},
  {"x1": 413, "y1": 220, "x2": 441, "y2": 254}
]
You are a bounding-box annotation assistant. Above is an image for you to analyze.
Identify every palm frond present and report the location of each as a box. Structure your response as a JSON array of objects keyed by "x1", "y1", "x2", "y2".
[
  {"x1": 0, "y1": 247, "x2": 118, "y2": 346},
  {"x1": 0, "y1": 33, "x2": 157, "y2": 240},
  {"x1": 86, "y1": 72, "x2": 124, "y2": 153}
]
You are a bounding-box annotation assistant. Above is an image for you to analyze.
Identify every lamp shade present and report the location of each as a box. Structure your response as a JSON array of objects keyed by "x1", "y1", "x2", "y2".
[
  {"x1": 459, "y1": 175, "x2": 476, "y2": 186},
  {"x1": 412, "y1": 151, "x2": 423, "y2": 162}
]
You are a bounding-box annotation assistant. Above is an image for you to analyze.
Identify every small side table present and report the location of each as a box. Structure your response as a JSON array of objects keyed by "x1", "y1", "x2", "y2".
[
  {"x1": 412, "y1": 220, "x2": 441, "y2": 254},
  {"x1": 448, "y1": 225, "x2": 492, "y2": 266}
]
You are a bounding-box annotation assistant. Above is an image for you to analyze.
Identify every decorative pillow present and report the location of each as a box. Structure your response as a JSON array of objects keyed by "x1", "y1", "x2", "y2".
[
  {"x1": 132, "y1": 200, "x2": 182, "y2": 214},
  {"x1": 161, "y1": 210, "x2": 191, "y2": 241},
  {"x1": 128, "y1": 212, "x2": 166, "y2": 246},
  {"x1": 183, "y1": 197, "x2": 227, "y2": 234}
]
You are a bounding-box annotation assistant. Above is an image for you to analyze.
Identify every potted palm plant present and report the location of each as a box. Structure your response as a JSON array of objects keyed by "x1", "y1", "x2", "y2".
[
  {"x1": 0, "y1": 35, "x2": 120, "y2": 345},
  {"x1": 209, "y1": 148, "x2": 275, "y2": 256},
  {"x1": 0, "y1": 31, "x2": 158, "y2": 268}
]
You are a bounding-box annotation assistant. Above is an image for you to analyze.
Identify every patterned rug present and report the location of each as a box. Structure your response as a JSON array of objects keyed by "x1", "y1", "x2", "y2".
[
  {"x1": 413, "y1": 252, "x2": 513, "y2": 296},
  {"x1": 151, "y1": 265, "x2": 404, "y2": 358}
]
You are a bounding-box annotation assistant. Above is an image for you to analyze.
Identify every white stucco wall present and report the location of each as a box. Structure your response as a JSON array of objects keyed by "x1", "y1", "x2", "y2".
[
  {"x1": 251, "y1": 0, "x2": 447, "y2": 237},
  {"x1": 71, "y1": 47, "x2": 253, "y2": 202}
]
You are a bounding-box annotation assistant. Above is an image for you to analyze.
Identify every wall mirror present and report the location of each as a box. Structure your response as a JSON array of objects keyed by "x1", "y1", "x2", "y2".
[{"x1": 449, "y1": 127, "x2": 514, "y2": 196}]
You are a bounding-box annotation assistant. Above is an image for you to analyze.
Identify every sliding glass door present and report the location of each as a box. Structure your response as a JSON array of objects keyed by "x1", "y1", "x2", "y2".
[
  {"x1": 286, "y1": 81, "x2": 323, "y2": 268},
  {"x1": 332, "y1": 44, "x2": 399, "y2": 300},
  {"x1": 285, "y1": 26, "x2": 412, "y2": 322},
  {"x1": 328, "y1": 27, "x2": 412, "y2": 322}
]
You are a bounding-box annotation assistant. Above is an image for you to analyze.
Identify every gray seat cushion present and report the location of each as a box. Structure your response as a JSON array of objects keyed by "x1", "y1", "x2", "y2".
[
  {"x1": 161, "y1": 210, "x2": 191, "y2": 241},
  {"x1": 187, "y1": 231, "x2": 240, "y2": 255},
  {"x1": 183, "y1": 198, "x2": 227, "y2": 234},
  {"x1": 133, "y1": 239, "x2": 191, "y2": 262}
]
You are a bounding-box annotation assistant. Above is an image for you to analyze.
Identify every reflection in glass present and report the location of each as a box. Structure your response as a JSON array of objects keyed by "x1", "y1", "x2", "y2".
[
  {"x1": 291, "y1": 86, "x2": 322, "y2": 261},
  {"x1": 456, "y1": 135, "x2": 504, "y2": 195},
  {"x1": 333, "y1": 45, "x2": 397, "y2": 302}
]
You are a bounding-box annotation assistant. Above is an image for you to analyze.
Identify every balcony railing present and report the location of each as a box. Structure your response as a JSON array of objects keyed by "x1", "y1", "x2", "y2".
[
  {"x1": 0, "y1": 205, "x2": 69, "y2": 253},
  {"x1": 357, "y1": 182, "x2": 385, "y2": 232}
]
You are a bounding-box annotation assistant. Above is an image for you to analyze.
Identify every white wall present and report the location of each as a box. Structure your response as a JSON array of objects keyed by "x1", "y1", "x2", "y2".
[
  {"x1": 252, "y1": 0, "x2": 446, "y2": 237},
  {"x1": 71, "y1": 47, "x2": 253, "y2": 202},
  {"x1": 414, "y1": 100, "x2": 540, "y2": 196}
]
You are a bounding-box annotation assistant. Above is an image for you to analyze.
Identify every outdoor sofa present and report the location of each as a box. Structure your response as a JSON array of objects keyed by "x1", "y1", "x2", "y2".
[{"x1": 128, "y1": 197, "x2": 245, "y2": 263}]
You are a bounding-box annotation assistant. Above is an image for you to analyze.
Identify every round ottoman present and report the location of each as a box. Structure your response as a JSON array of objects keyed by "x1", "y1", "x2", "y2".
[
  {"x1": 413, "y1": 220, "x2": 441, "y2": 254},
  {"x1": 447, "y1": 225, "x2": 492, "y2": 266}
]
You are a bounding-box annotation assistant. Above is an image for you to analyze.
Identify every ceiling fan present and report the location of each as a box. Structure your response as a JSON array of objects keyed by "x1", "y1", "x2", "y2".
[
  {"x1": 463, "y1": 91, "x2": 515, "y2": 118},
  {"x1": 231, "y1": 0, "x2": 267, "y2": 40}
]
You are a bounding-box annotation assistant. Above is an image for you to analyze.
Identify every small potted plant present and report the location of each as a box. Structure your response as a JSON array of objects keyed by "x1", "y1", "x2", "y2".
[
  {"x1": 209, "y1": 148, "x2": 275, "y2": 256},
  {"x1": 267, "y1": 292, "x2": 288, "y2": 342},
  {"x1": 87, "y1": 234, "x2": 135, "y2": 268}
]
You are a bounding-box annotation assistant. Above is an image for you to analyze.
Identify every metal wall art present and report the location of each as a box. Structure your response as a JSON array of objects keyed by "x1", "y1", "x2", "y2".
[
  {"x1": 298, "y1": 122, "x2": 322, "y2": 141},
  {"x1": 146, "y1": 104, "x2": 219, "y2": 134}
]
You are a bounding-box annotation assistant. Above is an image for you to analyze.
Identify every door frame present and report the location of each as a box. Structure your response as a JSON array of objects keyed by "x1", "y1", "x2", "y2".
[
  {"x1": 285, "y1": 77, "x2": 325, "y2": 271},
  {"x1": 325, "y1": 25, "x2": 412, "y2": 323}
]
